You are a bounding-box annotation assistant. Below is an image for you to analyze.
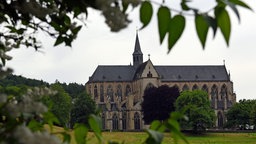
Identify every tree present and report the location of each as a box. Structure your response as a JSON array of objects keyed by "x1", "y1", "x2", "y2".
[
  {"x1": 42, "y1": 83, "x2": 72, "y2": 127},
  {"x1": 175, "y1": 90, "x2": 216, "y2": 133},
  {"x1": 142, "y1": 85, "x2": 179, "y2": 124},
  {"x1": 225, "y1": 99, "x2": 256, "y2": 129},
  {"x1": 70, "y1": 92, "x2": 97, "y2": 128}
]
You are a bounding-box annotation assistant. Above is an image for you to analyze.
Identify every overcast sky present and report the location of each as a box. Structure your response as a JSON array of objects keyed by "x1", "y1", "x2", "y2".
[{"x1": 7, "y1": 0, "x2": 256, "y2": 100}]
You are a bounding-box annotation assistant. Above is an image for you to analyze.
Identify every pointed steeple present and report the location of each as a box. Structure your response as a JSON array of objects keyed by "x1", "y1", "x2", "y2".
[{"x1": 133, "y1": 32, "x2": 143, "y2": 68}]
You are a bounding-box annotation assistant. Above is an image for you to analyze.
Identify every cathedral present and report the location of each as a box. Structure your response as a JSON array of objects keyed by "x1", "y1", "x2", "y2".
[{"x1": 85, "y1": 34, "x2": 236, "y2": 130}]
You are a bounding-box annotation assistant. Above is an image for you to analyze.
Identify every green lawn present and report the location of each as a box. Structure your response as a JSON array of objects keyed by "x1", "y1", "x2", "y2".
[
  {"x1": 85, "y1": 132, "x2": 256, "y2": 144},
  {"x1": 50, "y1": 126, "x2": 256, "y2": 144}
]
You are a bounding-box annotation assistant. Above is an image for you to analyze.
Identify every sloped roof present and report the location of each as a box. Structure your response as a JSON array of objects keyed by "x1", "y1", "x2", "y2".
[
  {"x1": 155, "y1": 65, "x2": 229, "y2": 82},
  {"x1": 88, "y1": 65, "x2": 136, "y2": 82},
  {"x1": 87, "y1": 64, "x2": 230, "y2": 83}
]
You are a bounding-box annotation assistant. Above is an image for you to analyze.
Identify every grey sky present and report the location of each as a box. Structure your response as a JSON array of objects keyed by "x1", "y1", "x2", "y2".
[{"x1": 8, "y1": 0, "x2": 256, "y2": 100}]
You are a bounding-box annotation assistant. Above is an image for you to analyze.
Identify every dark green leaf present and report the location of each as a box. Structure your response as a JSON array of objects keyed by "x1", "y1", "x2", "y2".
[
  {"x1": 181, "y1": 0, "x2": 191, "y2": 11},
  {"x1": 195, "y1": 14, "x2": 209, "y2": 49},
  {"x1": 64, "y1": 15, "x2": 71, "y2": 26},
  {"x1": 72, "y1": 25, "x2": 82, "y2": 35},
  {"x1": 54, "y1": 36, "x2": 65, "y2": 46},
  {"x1": 229, "y1": 0, "x2": 252, "y2": 10},
  {"x1": 222, "y1": 0, "x2": 240, "y2": 22},
  {"x1": 74, "y1": 124, "x2": 88, "y2": 144},
  {"x1": 203, "y1": 15, "x2": 217, "y2": 38},
  {"x1": 157, "y1": 6, "x2": 171, "y2": 44},
  {"x1": 215, "y1": 8, "x2": 231, "y2": 46},
  {"x1": 168, "y1": 15, "x2": 186, "y2": 52},
  {"x1": 140, "y1": 1, "x2": 153, "y2": 29}
]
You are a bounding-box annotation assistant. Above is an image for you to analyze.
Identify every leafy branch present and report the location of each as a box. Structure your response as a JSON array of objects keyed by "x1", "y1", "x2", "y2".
[{"x1": 140, "y1": 0, "x2": 252, "y2": 52}]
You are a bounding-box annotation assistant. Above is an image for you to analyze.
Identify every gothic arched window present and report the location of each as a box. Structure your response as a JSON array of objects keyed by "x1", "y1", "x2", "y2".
[
  {"x1": 88, "y1": 85, "x2": 91, "y2": 95},
  {"x1": 173, "y1": 84, "x2": 179, "y2": 91},
  {"x1": 134, "y1": 112, "x2": 140, "y2": 130},
  {"x1": 94, "y1": 85, "x2": 98, "y2": 99},
  {"x1": 112, "y1": 113, "x2": 119, "y2": 130},
  {"x1": 211, "y1": 85, "x2": 218, "y2": 108},
  {"x1": 122, "y1": 112, "x2": 127, "y2": 130},
  {"x1": 202, "y1": 84, "x2": 208, "y2": 93},
  {"x1": 192, "y1": 84, "x2": 199, "y2": 91},
  {"x1": 182, "y1": 84, "x2": 189, "y2": 91},
  {"x1": 117, "y1": 84, "x2": 122, "y2": 101},
  {"x1": 100, "y1": 85, "x2": 104, "y2": 102},
  {"x1": 125, "y1": 85, "x2": 131, "y2": 96},
  {"x1": 217, "y1": 111, "x2": 224, "y2": 128},
  {"x1": 102, "y1": 113, "x2": 105, "y2": 129},
  {"x1": 107, "y1": 85, "x2": 114, "y2": 102},
  {"x1": 220, "y1": 85, "x2": 227, "y2": 100},
  {"x1": 145, "y1": 83, "x2": 155, "y2": 90}
]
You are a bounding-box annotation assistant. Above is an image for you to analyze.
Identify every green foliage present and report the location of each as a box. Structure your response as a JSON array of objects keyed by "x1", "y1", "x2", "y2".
[
  {"x1": 175, "y1": 90, "x2": 216, "y2": 133},
  {"x1": 195, "y1": 14, "x2": 209, "y2": 48},
  {"x1": 157, "y1": 6, "x2": 171, "y2": 44},
  {"x1": 44, "y1": 83, "x2": 72, "y2": 127},
  {"x1": 70, "y1": 92, "x2": 97, "y2": 128},
  {"x1": 168, "y1": 15, "x2": 186, "y2": 52},
  {"x1": 140, "y1": 1, "x2": 153, "y2": 29},
  {"x1": 139, "y1": 0, "x2": 252, "y2": 50},
  {"x1": 142, "y1": 85, "x2": 180, "y2": 124},
  {"x1": 226, "y1": 99, "x2": 256, "y2": 129},
  {"x1": 61, "y1": 82, "x2": 86, "y2": 99},
  {"x1": 144, "y1": 112, "x2": 188, "y2": 144}
]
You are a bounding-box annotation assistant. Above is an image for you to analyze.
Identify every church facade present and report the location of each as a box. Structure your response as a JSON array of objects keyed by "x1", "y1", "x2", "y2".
[{"x1": 85, "y1": 34, "x2": 236, "y2": 130}]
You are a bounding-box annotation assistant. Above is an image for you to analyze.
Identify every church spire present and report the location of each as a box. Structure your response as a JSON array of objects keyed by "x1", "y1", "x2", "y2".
[{"x1": 133, "y1": 32, "x2": 143, "y2": 68}]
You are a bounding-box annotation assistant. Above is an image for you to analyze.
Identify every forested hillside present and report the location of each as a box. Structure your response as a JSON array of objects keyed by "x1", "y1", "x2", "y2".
[{"x1": 0, "y1": 74, "x2": 86, "y2": 98}]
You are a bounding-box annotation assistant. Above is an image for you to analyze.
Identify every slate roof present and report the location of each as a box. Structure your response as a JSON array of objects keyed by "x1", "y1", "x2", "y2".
[
  {"x1": 155, "y1": 65, "x2": 230, "y2": 82},
  {"x1": 87, "y1": 64, "x2": 230, "y2": 83},
  {"x1": 88, "y1": 65, "x2": 136, "y2": 82}
]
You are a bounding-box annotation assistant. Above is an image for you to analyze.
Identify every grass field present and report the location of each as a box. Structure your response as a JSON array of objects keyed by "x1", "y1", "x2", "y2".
[{"x1": 50, "y1": 126, "x2": 256, "y2": 144}]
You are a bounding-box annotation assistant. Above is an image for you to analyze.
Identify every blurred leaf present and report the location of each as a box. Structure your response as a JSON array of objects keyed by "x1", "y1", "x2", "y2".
[
  {"x1": 150, "y1": 120, "x2": 161, "y2": 130},
  {"x1": 74, "y1": 124, "x2": 88, "y2": 144},
  {"x1": 72, "y1": 25, "x2": 82, "y2": 35},
  {"x1": 61, "y1": 132, "x2": 71, "y2": 143},
  {"x1": 181, "y1": 0, "x2": 191, "y2": 11},
  {"x1": 54, "y1": 36, "x2": 65, "y2": 46},
  {"x1": 195, "y1": 14, "x2": 209, "y2": 49},
  {"x1": 64, "y1": 15, "x2": 71, "y2": 26},
  {"x1": 222, "y1": 0, "x2": 240, "y2": 22},
  {"x1": 43, "y1": 111, "x2": 60, "y2": 131},
  {"x1": 89, "y1": 114, "x2": 102, "y2": 143},
  {"x1": 145, "y1": 129, "x2": 164, "y2": 144},
  {"x1": 140, "y1": 1, "x2": 153, "y2": 29},
  {"x1": 28, "y1": 119, "x2": 43, "y2": 132},
  {"x1": 168, "y1": 15, "x2": 186, "y2": 52},
  {"x1": 215, "y1": 8, "x2": 231, "y2": 46},
  {"x1": 203, "y1": 15, "x2": 217, "y2": 38},
  {"x1": 229, "y1": 0, "x2": 252, "y2": 10},
  {"x1": 157, "y1": 6, "x2": 171, "y2": 44}
]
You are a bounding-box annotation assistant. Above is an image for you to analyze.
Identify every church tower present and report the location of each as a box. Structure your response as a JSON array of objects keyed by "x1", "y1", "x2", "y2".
[{"x1": 133, "y1": 33, "x2": 143, "y2": 68}]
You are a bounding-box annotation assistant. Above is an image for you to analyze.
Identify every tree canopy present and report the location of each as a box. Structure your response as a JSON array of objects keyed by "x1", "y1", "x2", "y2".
[
  {"x1": 225, "y1": 99, "x2": 256, "y2": 129},
  {"x1": 42, "y1": 83, "x2": 72, "y2": 127},
  {"x1": 175, "y1": 90, "x2": 216, "y2": 133},
  {"x1": 70, "y1": 92, "x2": 97, "y2": 128},
  {"x1": 142, "y1": 85, "x2": 180, "y2": 124}
]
